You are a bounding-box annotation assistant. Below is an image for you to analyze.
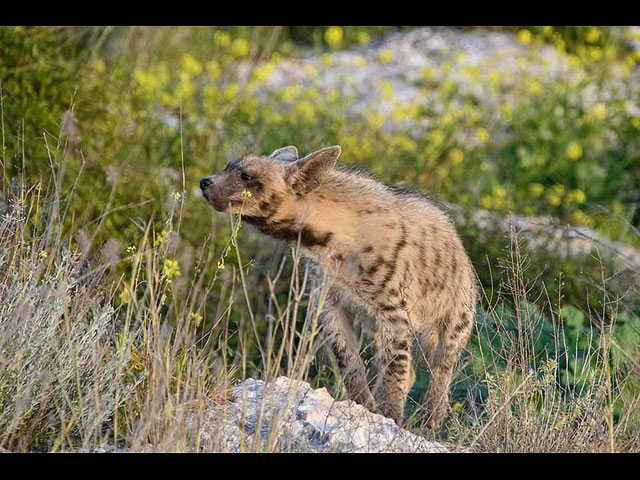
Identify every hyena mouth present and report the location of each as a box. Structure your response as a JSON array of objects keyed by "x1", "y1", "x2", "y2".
[{"x1": 206, "y1": 196, "x2": 243, "y2": 212}]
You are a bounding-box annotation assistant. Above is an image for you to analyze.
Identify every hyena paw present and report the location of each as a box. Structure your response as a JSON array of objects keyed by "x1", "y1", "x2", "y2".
[{"x1": 424, "y1": 403, "x2": 447, "y2": 431}]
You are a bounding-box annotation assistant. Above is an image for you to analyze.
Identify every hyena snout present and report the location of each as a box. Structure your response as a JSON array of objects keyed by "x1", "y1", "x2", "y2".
[
  {"x1": 199, "y1": 175, "x2": 226, "y2": 210},
  {"x1": 199, "y1": 176, "x2": 213, "y2": 190}
]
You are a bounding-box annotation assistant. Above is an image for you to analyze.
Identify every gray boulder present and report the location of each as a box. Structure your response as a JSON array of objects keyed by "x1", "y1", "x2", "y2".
[{"x1": 198, "y1": 376, "x2": 467, "y2": 453}]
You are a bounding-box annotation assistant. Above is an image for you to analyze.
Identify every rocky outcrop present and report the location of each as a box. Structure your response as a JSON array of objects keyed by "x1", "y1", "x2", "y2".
[
  {"x1": 198, "y1": 377, "x2": 466, "y2": 453},
  {"x1": 255, "y1": 27, "x2": 639, "y2": 128}
]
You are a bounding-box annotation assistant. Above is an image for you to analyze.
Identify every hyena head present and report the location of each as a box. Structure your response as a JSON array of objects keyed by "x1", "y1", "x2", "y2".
[{"x1": 200, "y1": 145, "x2": 341, "y2": 217}]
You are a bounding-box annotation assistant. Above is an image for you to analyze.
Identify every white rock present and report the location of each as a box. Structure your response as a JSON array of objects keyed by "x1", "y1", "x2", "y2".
[{"x1": 200, "y1": 376, "x2": 467, "y2": 453}]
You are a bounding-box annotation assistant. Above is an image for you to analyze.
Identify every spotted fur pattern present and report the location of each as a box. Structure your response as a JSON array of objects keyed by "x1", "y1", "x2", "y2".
[{"x1": 200, "y1": 145, "x2": 477, "y2": 429}]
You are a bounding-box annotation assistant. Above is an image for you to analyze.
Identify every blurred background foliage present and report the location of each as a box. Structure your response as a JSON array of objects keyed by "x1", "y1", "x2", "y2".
[{"x1": 1, "y1": 26, "x2": 639, "y2": 440}]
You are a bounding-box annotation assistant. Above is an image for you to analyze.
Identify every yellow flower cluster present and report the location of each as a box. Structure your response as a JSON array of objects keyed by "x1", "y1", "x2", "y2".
[
  {"x1": 252, "y1": 62, "x2": 275, "y2": 84},
  {"x1": 566, "y1": 142, "x2": 583, "y2": 161},
  {"x1": 181, "y1": 54, "x2": 202, "y2": 76},
  {"x1": 475, "y1": 127, "x2": 490, "y2": 144},
  {"x1": 377, "y1": 49, "x2": 395, "y2": 64},
  {"x1": 547, "y1": 184, "x2": 565, "y2": 207},
  {"x1": 325, "y1": 26, "x2": 343, "y2": 48},
  {"x1": 517, "y1": 30, "x2": 533, "y2": 45},
  {"x1": 232, "y1": 39, "x2": 250, "y2": 59},
  {"x1": 190, "y1": 312, "x2": 203, "y2": 327},
  {"x1": 214, "y1": 30, "x2": 231, "y2": 48},
  {"x1": 528, "y1": 183, "x2": 545, "y2": 198},
  {"x1": 448, "y1": 148, "x2": 464, "y2": 165},
  {"x1": 154, "y1": 229, "x2": 170, "y2": 248},
  {"x1": 565, "y1": 189, "x2": 586, "y2": 204},
  {"x1": 163, "y1": 258, "x2": 181, "y2": 280},
  {"x1": 357, "y1": 31, "x2": 370, "y2": 45},
  {"x1": 571, "y1": 210, "x2": 594, "y2": 226},
  {"x1": 589, "y1": 103, "x2": 606, "y2": 121}
]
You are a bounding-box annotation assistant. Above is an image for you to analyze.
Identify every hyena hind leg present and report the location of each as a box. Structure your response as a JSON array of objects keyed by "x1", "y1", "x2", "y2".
[
  {"x1": 321, "y1": 303, "x2": 376, "y2": 411},
  {"x1": 423, "y1": 311, "x2": 473, "y2": 430},
  {"x1": 378, "y1": 317, "x2": 415, "y2": 426}
]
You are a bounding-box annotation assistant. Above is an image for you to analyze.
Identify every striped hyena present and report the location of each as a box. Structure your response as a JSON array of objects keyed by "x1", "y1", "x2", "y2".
[{"x1": 200, "y1": 145, "x2": 477, "y2": 429}]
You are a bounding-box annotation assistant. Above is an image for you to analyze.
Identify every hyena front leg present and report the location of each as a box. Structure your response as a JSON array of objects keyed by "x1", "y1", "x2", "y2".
[
  {"x1": 423, "y1": 310, "x2": 473, "y2": 430},
  {"x1": 378, "y1": 316, "x2": 414, "y2": 426},
  {"x1": 321, "y1": 301, "x2": 376, "y2": 411}
]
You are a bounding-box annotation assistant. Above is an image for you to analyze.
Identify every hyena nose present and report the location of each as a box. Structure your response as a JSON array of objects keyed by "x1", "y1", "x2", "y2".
[{"x1": 200, "y1": 177, "x2": 213, "y2": 190}]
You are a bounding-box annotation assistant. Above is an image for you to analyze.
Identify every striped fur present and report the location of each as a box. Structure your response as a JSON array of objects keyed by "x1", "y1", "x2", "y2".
[{"x1": 201, "y1": 145, "x2": 477, "y2": 429}]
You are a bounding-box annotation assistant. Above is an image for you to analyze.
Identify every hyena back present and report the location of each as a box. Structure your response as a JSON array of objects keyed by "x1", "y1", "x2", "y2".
[{"x1": 200, "y1": 145, "x2": 477, "y2": 429}]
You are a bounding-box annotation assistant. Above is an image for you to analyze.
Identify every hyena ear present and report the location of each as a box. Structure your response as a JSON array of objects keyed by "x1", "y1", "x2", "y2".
[
  {"x1": 286, "y1": 145, "x2": 341, "y2": 194},
  {"x1": 269, "y1": 146, "x2": 299, "y2": 162}
]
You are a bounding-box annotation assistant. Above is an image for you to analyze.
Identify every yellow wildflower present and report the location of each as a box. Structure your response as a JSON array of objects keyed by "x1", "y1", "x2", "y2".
[
  {"x1": 281, "y1": 84, "x2": 302, "y2": 103},
  {"x1": 214, "y1": 30, "x2": 231, "y2": 48},
  {"x1": 572, "y1": 210, "x2": 594, "y2": 226},
  {"x1": 357, "y1": 31, "x2": 370, "y2": 45},
  {"x1": 566, "y1": 189, "x2": 586, "y2": 204},
  {"x1": 526, "y1": 79, "x2": 543, "y2": 96},
  {"x1": 232, "y1": 39, "x2": 250, "y2": 59},
  {"x1": 588, "y1": 46, "x2": 603, "y2": 62},
  {"x1": 181, "y1": 54, "x2": 202, "y2": 76},
  {"x1": 206, "y1": 61, "x2": 221, "y2": 81},
  {"x1": 252, "y1": 62, "x2": 275, "y2": 84},
  {"x1": 377, "y1": 49, "x2": 395, "y2": 64},
  {"x1": 448, "y1": 148, "x2": 464, "y2": 165},
  {"x1": 528, "y1": 183, "x2": 545, "y2": 198},
  {"x1": 190, "y1": 312, "x2": 203, "y2": 327},
  {"x1": 303, "y1": 63, "x2": 318, "y2": 77},
  {"x1": 379, "y1": 81, "x2": 394, "y2": 100},
  {"x1": 421, "y1": 67, "x2": 436, "y2": 81},
  {"x1": 566, "y1": 142, "x2": 583, "y2": 161},
  {"x1": 492, "y1": 186, "x2": 507, "y2": 199},
  {"x1": 585, "y1": 28, "x2": 601, "y2": 44},
  {"x1": 154, "y1": 229, "x2": 170, "y2": 248},
  {"x1": 475, "y1": 127, "x2": 490, "y2": 144},
  {"x1": 442, "y1": 112, "x2": 454, "y2": 127},
  {"x1": 547, "y1": 194, "x2": 562, "y2": 207},
  {"x1": 589, "y1": 103, "x2": 606, "y2": 121},
  {"x1": 488, "y1": 69, "x2": 501, "y2": 84},
  {"x1": 428, "y1": 129, "x2": 445, "y2": 145},
  {"x1": 163, "y1": 258, "x2": 181, "y2": 279},
  {"x1": 517, "y1": 29, "x2": 533, "y2": 45},
  {"x1": 551, "y1": 183, "x2": 566, "y2": 196},
  {"x1": 324, "y1": 26, "x2": 343, "y2": 48},
  {"x1": 223, "y1": 83, "x2": 240, "y2": 102}
]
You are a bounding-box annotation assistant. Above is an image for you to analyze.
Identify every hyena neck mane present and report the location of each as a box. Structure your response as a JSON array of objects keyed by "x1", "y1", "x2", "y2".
[{"x1": 242, "y1": 167, "x2": 450, "y2": 259}]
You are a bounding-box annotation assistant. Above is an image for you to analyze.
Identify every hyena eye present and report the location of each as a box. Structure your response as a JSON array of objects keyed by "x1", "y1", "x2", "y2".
[{"x1": 240, "y1": 171, "x2": 253, "y2": 181}]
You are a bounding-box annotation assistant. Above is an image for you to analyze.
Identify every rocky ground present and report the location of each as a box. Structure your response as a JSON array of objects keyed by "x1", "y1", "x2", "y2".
[
  {"x1": 197, "y1": 377, "x2": 465, "y2": 453},
  {"x1": 253, "y1": 27, "x2": 640, "y2": 127}
]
